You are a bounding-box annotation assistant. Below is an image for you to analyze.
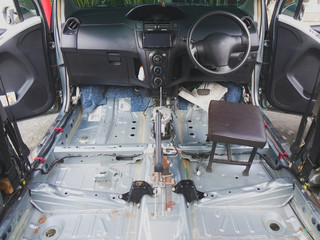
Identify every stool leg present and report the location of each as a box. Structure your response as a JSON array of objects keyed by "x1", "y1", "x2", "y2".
[
  {"x1": 242, "y1": 147, "x2": 258, "y2": 176},
  {"x1": 206, "y1": 142, "x2": 217, "y2": 173},
  {"x1": 227, "y1": 144, "x2": 232, "y2": 161}
]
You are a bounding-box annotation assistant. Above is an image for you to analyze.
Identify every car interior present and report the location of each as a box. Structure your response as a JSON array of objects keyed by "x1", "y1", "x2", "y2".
[{"x1": 0, "y1": 0, "x2": 320, "y2": 239}]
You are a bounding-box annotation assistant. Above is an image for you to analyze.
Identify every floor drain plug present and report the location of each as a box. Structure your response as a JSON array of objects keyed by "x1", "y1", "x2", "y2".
[
  {"x1": 269, "y1": 223, "x2": 280, "y2": 231},
  {"x1": 45, "y1": 229, "x2": 56, "y2": 237}
]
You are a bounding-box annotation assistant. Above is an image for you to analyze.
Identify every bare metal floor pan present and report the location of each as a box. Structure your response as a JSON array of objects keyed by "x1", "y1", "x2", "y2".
[
  {"x1": 19, "y1": 100, "x2": 311, "y2": 239},
  {"x1": 25, "y1": 155, "x2": 307, "y2": 239}
]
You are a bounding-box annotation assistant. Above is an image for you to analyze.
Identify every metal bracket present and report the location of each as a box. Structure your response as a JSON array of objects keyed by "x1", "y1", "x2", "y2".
[
  {"x1": 119, "y1": 181, "x2": 155, "y2": 204},
  {"x1": 173, "y1": 180, "x2": 207, "y2": 203},
  {"x1": 154, "y1": 111, "x2": 164, "y2": 172},
  {"x1": 49, "y1": 41, "x2": 56, "y2": 49}
]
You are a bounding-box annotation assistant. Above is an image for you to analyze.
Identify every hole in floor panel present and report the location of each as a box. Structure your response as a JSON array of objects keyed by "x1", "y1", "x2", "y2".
[
  {"x1": 46, "y1": 229, "x2": 56, "y2": 237},
  {"x1": 269, "y1": 223, "x2": 280, "y2": 232}
]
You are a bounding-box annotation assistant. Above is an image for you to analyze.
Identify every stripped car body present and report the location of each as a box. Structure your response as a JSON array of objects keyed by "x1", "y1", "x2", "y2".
[{"x1": 0, "y1": 0, "x2": 320, "y2": 239}]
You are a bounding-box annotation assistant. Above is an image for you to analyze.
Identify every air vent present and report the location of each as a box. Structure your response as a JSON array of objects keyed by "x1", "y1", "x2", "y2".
[
  {"x1": 144, "y1": 23, "x2": 171, "y2": 31},
  {"x1": 66, "y1": 17, "x2": 80, "y2": 31},
  {"x1": 144, "y1": 23, "x2": 157, "y2": 31},
  {"x1": 158, "y1": 23, "x2": 171, "y2": 31},
  {"x1": 241, "y1": 16, "x2": 253, "y2": 29}
]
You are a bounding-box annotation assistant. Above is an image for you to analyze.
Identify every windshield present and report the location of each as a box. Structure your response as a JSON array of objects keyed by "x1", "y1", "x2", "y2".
[
  {"x1": 71, "y1": 0, "x2": 246, "y2": 8},
  {"x1": 66, "y1": 0, "x2": 255, "y2": 22}
]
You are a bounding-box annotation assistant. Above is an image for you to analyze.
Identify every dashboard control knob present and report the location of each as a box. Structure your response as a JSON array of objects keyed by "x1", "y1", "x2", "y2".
[
  {"x1": 154, "y1": 77, "x2": 163, "y2": 87},
  {"x1": 153, "y1": 54, "x2": 162, "y2": 63},
  {"x1": 153, "y1": 66, "x2": 162, "y2": 75}
]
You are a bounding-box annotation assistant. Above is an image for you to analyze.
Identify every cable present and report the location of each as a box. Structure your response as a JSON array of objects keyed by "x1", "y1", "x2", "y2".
[
  {"x1": 181, "y1": 150, "x2": 283, "y2": 172},
  {"x1": 163, "y1": 123, "x2": 178, "y2": 156},
  {"x1": 31, "y1": 105, "x2": 79, "y2": 170},
  {"x1": 195, "y1": 155, "x2": 207, "y2": 173},
  {"x1": 143, "y1": 100, "x2": 156, "y2": 117},
  {"x1": 170, "y1": 138, "x2": 179, "y2": 156},
  {"x1": 163, "y1": 136, "x2": 179, "y2": 157},
  {"x1": 255, "y1": 151, "x2": 282, "y2": 170},
  {"x1": 34, "y1": 155, "x2": 76, "y2": 174},
  {"x1": 265, "y1": 131, "x2": 294, "y2": 169},
  {"x1": 33, "y1": 153, "x2": 142, "y2": 175}
]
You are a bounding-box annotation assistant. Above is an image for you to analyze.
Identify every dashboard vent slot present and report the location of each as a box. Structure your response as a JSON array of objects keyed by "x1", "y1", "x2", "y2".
[
  {"x1": 66, "y1": 18, "x2": 80, "y2": 31},
  {"x1": 144, "y1": 23, "x2": 171, "y2": 31},
  {"x1": 158, "y1": 23, "x2": 171, "y2": 31},
  {"x1": 144, "y1": 23, "x2": 157, "y2": 31}
]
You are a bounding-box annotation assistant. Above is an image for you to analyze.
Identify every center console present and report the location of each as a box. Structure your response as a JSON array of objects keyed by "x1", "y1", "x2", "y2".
[
  {"x1": 142, "y1": 27, "x2": 173, "y2": 89},
  {"x1": 147, "y1": 50, "x2": 168, "y2": 88}
]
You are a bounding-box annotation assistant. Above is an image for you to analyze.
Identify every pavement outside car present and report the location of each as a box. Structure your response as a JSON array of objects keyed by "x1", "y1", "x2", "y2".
[
  {"x1": 264, "y1": 110, "x2": 311, "y2": 145},
  {"x1": 17, "y1": 110, "x2": 311, "y2": 152},
  {"x1": 17, "y1": 113, "x2": 58, "y2": 152}
]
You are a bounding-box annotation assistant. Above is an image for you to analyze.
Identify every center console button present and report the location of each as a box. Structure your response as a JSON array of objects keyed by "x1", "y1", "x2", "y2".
[
  {"x1": 153, "y1": 66, "x2": 162, "y2": 75},
  {"x1": 153, "y1": 55, "x2": 162, "y2": 63},
  {"x1": 154, "y1": 77, "x2": 163, "y2": 87}
]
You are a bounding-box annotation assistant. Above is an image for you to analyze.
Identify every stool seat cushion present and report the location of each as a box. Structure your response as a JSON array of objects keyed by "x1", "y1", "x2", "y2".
[{"x1": 208, "y1": 101, "x2": 266, "y2": 148}]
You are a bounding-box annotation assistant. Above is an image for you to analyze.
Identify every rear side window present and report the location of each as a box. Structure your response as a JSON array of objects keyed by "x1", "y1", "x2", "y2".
[{"x1": 18, "y1": 0, "x2": 37, "y2": 20}]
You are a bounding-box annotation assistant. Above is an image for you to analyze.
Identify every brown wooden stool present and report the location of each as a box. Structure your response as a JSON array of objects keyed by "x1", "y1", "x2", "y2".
[{"x1": 207, "y1": 100, "x2": 266, "y2": 176}]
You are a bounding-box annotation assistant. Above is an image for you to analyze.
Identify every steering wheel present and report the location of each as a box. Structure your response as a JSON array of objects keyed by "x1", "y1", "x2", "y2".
[{"x1": 187, "y1": 11, "x2": 251, "y2": 75}]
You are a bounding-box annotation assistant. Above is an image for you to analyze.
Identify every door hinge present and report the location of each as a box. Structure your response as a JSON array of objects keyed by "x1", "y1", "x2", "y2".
[
  {"x1": 49, "y1": 41, "x2": 55, "y2": 49},
  {"x1": 264, "y1": 40, "x2": 271, "y2": 47},
  {"x1": 256, "y1": 61, "x2": 270, "y2": 65}
]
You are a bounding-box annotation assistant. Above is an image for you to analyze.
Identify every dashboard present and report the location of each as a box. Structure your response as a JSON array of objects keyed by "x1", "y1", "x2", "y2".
[{"x1": 60, "y1": 4, "x2": 259, "y2": 93}]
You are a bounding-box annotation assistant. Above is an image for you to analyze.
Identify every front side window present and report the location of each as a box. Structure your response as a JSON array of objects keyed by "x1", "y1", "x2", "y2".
[
  {"x1": 281, "y1": 0, "x2": 299, "y2": 18},
  {"x1": 1, "y1": 0, "x2": 37, "y2": 25},
  {"x1": 280, "y1": 0, "x2": 320, "y2": 26}
]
